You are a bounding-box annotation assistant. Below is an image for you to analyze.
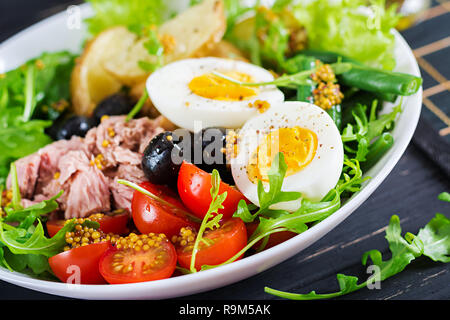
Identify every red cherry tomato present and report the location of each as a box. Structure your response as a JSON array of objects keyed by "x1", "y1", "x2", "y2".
[
  {"x1": 46, "y1": 212, "x2": 129, "y2": 237},
  {"x1": 131, "y1": 181, "x2": 199, "y2": 239},
  {"x1": 49, "y1": 242, "x2": 112, "y2": 284},
  {"x1": 46, "y1": 220, "x2": 66, "y2": 238},
  {"x1": 90, "y1": 212, "x2": 129, "y2": 235},
  {"x1": 177, "y1": 162, "x2": 247, "y2": 221},
  {"x1": 99, "y1": 236, "x2": 177, "y2": 284},
  {"x1": 246, "y1": 221, "x2": 297, "y2": 250},
  {"x1": 176, "y1": 218, "x2": 247, "y2": 270}
]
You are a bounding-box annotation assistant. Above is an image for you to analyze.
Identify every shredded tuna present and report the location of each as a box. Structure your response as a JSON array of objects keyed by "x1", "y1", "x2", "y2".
[{"x1": 8, "y1": 116, "x2": 163, "y2": 218}]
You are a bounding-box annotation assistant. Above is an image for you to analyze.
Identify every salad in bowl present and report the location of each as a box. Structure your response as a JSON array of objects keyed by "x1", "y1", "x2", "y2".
[{"x1": 0, "y1": 0, "x2": 422, "y2": 295}]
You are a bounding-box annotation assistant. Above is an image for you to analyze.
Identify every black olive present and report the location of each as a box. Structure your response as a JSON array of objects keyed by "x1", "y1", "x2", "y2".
[
  {"x1": 193, "y1": 127, "x2": 234, "y2": 184},
  {"x1": 93, "y1": 93, "x2": 133, "y2": 123},
  {"x1": 142, "y1": 130, "x2": 193, "y2": 186},
  {"x1": 51, "y1": 115, "x2": 96, "y2": 140}
]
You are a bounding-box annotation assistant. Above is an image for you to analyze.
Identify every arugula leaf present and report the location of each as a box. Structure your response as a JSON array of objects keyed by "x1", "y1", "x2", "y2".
[
  {"x1": 0, "y1": 219, "x2": 74, "y2": 258},
  {"x1": 8, "y1": 162, "x2": 22, "y2": 211},
  {"x1": 4, "y1": 191, "x2": 63, "y2": 229},
  {"x1": 0, "y1": 51, "x2": 76, "y2": 186},
  {"x1": 223, "y1": 0, "x2": 253, "y2": 36},
  {"x1": 355, "y1": 135, "x2": 369, "y2": 162},
  {"x1": 341, "y1": 98, "x2": 400, "y2": 173},
  {"x1": 416, "y1": 213, "x2": 450, "y2": 263},
  {"x1": 250, "y1": 189, "x2": 340, "y2": 243},
  {"x1": 234, "y1": 153, "x2": 302, "y2": 223},
  {"x1": 213, "y1": 62, "x2": 351, "y2": 89},
  {"x1": 2, "y1": 248, "x2": 52, "y2": 275},
  {"x1": 190, "y1": 170, "x2": 226, "y2": 272},
  {"x1": 265, "y1": 213, "x2": 450, "y2": 300},
  {"x1": 438, "y1": 192, "x2": 450, "y2": 203},
  {"x1": 366, "y1": 104, "x2": 401, "y2": 142},
  {"x1": 138, "y1": 28, "x2": 165, "y2": 72}
]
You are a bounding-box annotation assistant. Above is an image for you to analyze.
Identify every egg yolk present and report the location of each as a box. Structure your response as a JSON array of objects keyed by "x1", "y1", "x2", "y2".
[
  {"x1": 247, "y1": 127, "x2": 318, "y2": 183},
  {"x1": 188, "y1": 71, "x2": 258, "y2": 101}
]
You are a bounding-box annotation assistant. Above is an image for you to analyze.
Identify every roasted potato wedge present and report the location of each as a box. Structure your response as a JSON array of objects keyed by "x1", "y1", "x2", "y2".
[
  {"x1": 70, "y1": 27, "x2": 124, "y2": 116},
  {"x1": 71, "y1": 0, "x2": 226, "y2": 116},
  {"x1": 103, "y1": 0, "x2": 226, "y2": 84},
  {"x1": 102, "y1": 29, "x2": 159, "y2": 87},
  {"x1": 160, "y1": 0, "x2": 226, "y2": 63},
  {"x1": 193, "y1": 40, "x2": 248, "y2": 61}
]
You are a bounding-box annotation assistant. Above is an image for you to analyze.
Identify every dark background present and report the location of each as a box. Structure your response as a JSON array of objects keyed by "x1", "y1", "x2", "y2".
[{"x1": 0, "y1": 0, "x2": 449, "y2": 300}]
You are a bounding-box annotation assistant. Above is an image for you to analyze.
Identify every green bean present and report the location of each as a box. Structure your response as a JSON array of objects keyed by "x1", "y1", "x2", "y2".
[
  {"x1": 339, "y1": 64, "x2": 422, "y2": 96},
  {"x1": 295, "y1": 50, "x2": 358, "y2": 64},
  {"x1": 287, "y1": 55, "x2": 317, "y2": 103},
  {"x1": 327, "y1": 104, "x2": 342, "y2": 131},
  {"x1": 296, "y1": 84, "x2": 315, "y2": 103},
  {"x1": 293, "y1": 50, "x2": 422, "y2": 96},
  {"x1": 361, "y1": 132, "x2": 394, "y2": 171}
]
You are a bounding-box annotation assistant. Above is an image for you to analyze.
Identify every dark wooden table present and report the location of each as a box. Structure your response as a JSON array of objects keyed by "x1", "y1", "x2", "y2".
[{"x1": 0, "y1": 0, "x2": 449, "y2": 301}]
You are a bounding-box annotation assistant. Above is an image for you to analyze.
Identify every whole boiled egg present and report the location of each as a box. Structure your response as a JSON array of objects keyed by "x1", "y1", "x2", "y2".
[
  {"x1": 146, "y1": 57, "x2": 284, "y2": 131},
  {"x1": 231, "y1": 101, "x2": 344, "y2": 212}
]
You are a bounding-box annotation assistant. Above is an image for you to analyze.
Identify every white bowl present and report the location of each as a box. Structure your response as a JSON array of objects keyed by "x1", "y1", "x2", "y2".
[{"x1": 0, "y1": 3, "x2": 422, "y2": 299}]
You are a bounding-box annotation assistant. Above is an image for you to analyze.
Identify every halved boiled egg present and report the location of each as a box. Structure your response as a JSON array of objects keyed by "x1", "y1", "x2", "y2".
[
  {"x1": 146, "y1": 57, "x2": 284, "y2": 131},
  {"x1": 231, "y1": 101, "x2": 344, "y2": 212}
]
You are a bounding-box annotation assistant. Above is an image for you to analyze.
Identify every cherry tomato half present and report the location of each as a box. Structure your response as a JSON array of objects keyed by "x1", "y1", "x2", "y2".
[
  {"x1": 246, "y1": 221, "x2": 297, "y2": 251},
  {"x1": 46, "y1": 220, "x2": 66, "y2": 238},
  {"x1": 49, "y1": 242, "x2": 112, "y2": 284},
  {"x1": 46, "y1": 212, "x2": 129, "y2": 237},
  {"x1": 99, "y1": 235, "x2": 177, "y2": 284},
  {"x1": 131, "y1": 181, "x2": 199, "y2": 239},
  {"x1": 176, "y1": 218, "x2": 247, "y2": 270},
  {"x1": 177, "y1": 162, "x2": 247, "y2": 221}
]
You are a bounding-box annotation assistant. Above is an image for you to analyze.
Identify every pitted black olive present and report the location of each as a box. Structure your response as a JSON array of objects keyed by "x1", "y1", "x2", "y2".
[
  {"x1": 193, "y1": 127, "x2": 234, "y2": 184},
  {"x1": 142, "y1": 130, "x2": 193, "y2": 186},
  {"x1": 93, "y1": 93, "x2": 133, "y2": 123},
  {"x1": 49, "y1": 115, "x2": 96, "y2": 140}
]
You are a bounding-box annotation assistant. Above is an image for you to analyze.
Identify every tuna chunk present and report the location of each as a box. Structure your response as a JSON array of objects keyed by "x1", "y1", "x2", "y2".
[
  {"x1": 109, "y1": 163, "x2": 147, "y2": 212},
  {"x1": 7, "y1": 116, "x2": 163, "y2": 218},
  {"x1": 7, "y1": 137, "x2": 84, "y2": 198}
]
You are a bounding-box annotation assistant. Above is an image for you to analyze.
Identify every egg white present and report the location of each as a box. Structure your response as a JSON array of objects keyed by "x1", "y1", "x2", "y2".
[
  {"x1": 146, "y1": 57, "x2": 285, "y2": 132},
  {"x1": 231, "y1": 101, "x2": 344, "y2": 212}
]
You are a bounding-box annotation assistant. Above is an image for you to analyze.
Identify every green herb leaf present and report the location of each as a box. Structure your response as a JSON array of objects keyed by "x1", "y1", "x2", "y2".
[
  {"x1": 84, "y1": 0, "x2": 167, "y2": 35},
  {"x1": 438, "y1": 192, "x2": 450, "y2": 203},
  {"x1": 190, "y1": 169, "x2": 228, "y2": 272},
  {"x1": 0, "y1": 219, "x2": 74, "y2": 258},
  {"x1": 366, "y1": 104, "x2": 401, "y2": 142},
  {"x1": 213, "y1": 62, "x2": 351, "y2": 89},
  {"x1": 416, "y1": 213, "x2": 450, "y2": 263},
  {"x1": 4, "y1": 191, "x2": 63, "y2": 227},
  {"x1": 233, "y1": 153, "x2": 302, "y2": 223},
  {"x1": 265, "y1": 213, "x2": 450, "y2": 300},
  {"x1": 292, "y1": 0, "x2": 400, "y2": 70}
]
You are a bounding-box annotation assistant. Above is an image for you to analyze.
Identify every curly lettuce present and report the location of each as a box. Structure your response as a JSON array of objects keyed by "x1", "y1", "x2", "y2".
[
  {"x1": 84, "y1": 0, "x2": 168, "y2": 35},
  {"x1": 292, "y1": 0, "x2": 400, "y2": 70}
]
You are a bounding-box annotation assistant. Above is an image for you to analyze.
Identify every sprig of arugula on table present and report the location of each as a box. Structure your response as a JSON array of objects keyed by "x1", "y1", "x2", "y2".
[{"x1": 265, "y1": 193, "x2": 450, "y2": 300}]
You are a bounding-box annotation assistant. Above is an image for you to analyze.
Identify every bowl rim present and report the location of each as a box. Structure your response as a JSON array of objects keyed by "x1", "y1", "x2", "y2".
[{"x1": 0, "y1": 3, "x2": 422, "y2": 299}]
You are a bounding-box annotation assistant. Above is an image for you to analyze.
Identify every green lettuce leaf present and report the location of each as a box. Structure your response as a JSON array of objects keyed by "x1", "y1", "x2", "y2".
[
  {"x1": 0, "y1": 51, "x2": 76, "y2": 186},
  {"x1": 416, "y1": 213, "x2": 450, "y2": 263},
  {"x1": 292, "y1": 0, "x2": 400, "y2": 70},
  {"x1": 0, "y1": 220, "x2": 74, "y2": 258},
  {"x1": 85, "y1": 0, "x2": 168, "y2": 35}
]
